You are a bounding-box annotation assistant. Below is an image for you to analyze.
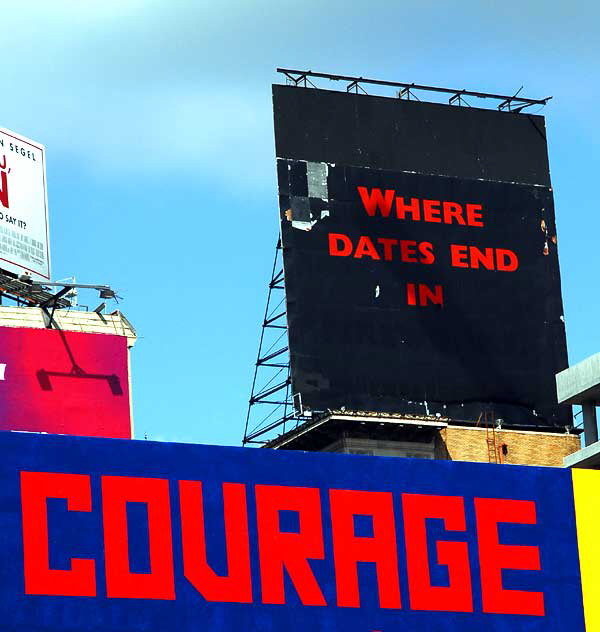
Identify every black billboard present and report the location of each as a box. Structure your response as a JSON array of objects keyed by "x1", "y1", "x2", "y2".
[{"x1": 273, "y1": 85, "x2": 569, "y2": 429}]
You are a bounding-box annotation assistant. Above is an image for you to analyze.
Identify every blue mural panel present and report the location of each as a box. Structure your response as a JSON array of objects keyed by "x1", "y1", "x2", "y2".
[{"x1": 0, "y1": 432, "x2": 586, "y2": 631}]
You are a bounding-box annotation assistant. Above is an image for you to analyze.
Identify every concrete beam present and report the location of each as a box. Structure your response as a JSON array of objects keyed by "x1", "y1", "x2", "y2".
[
  {"x1": 564, "y1": 440, "x2": 600, "y2": 469},
  {"x1": 556, "y1": 352, "x2": 600, "y2": 405}
]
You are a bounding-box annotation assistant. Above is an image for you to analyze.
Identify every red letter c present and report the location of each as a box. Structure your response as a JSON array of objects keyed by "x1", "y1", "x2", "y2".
[{"x1": 20, "y1": 471, "x2": 96, "y2": 596}]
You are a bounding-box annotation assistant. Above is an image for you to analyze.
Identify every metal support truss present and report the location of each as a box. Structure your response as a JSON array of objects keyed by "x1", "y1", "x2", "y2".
[
  {"x1": 277, "y1": 68, "x2": 551, "y2": 112},
  {"x1": 398, "y1": 85, "x2": 420, "y2": 101},
  {"x1": 0, "y1": 269, "x2": 118, "y2": 328},
  {"x1": 346, "y1": 79, "x2": 368, "y2": 95},
  {"x1": 279, "y1": 69, "x2": 317, "y2": 89},
  {"x1": 243, "y1": 239, "x2": 307, "y2": 445},
  {"x1": 0, "y1": 271, "x2": 72, "y2": 309},
  {"x1": 449, "y1": 90, "x2": 471, "y2": 107}
]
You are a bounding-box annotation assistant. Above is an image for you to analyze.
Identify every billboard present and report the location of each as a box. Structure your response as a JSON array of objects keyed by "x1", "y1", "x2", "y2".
[
  {"x1": 273, "y1": 85, "x2": 568, "y2": 428},
  {"x1": 0, "y1": 127, "x2": 50, "y2": 280},
  {"x1": 0, "y1": 431, "x2": 597, "y2": 631},
  {"x1": 0, "y1": 327, "x2": 131, "y2": 438}
]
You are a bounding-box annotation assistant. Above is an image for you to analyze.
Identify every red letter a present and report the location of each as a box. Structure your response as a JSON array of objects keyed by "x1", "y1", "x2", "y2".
[{"x1": 329, "y1": 489, "x2": 401, "y2": 609}]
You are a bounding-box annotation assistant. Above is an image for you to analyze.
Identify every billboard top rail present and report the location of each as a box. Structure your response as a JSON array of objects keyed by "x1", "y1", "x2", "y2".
[
  {"x1": 0, "y1": 270, "x2": 120, "y2": 328},
  {"x1": 276, "y1": 68, "x2": 552, "y2": 113}
]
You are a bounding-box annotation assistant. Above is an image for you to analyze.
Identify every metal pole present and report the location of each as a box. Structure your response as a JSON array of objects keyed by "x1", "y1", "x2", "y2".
[{"x1": 582, "y1": 401, "x2": 598, "y2": 446}]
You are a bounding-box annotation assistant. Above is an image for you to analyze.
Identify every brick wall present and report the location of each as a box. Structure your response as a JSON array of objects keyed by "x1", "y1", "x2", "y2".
[{"x1": 436, "y1": 425, "x2": 580, "y2": 467}]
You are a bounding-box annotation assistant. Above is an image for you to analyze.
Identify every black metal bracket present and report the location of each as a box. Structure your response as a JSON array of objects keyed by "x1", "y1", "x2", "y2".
[
  {"x1": 398, "y1": 85, "x2": 420, "y2": 101},
  {"x1": 39, "y1": 286, "x2": 71, "y2": 329},
  {"x1": 449, "y1": 90, "x2": 471, "y2": 107},
  {"x1": 346, "y1": 79, "x2": 368, "y2": 95},
  {"x1": 281, "y1": 70, "x2": 317, "y2": 89}
]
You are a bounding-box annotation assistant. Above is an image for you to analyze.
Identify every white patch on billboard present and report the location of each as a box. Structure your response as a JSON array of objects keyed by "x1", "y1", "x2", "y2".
[{"x1": 0, "y1": 128, "x2": 50, "y2": 280}]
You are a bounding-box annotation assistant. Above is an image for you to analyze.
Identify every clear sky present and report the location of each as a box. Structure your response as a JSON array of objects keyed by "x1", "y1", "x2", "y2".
[{"x1": 1, "y1": 0, "x2": 598, "y2": 446}]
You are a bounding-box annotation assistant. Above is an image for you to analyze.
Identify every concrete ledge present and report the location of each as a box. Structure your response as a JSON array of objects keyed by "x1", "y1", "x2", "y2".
[
  {"x1": 556, "y1": 352, "x2": 600, "y2": 404},
  {"x1": 0, "y1": 306, "x2": 137, "y2": 347},
  {"x1": 564, "y1": 441, "x2": 600, "y2": 469}
]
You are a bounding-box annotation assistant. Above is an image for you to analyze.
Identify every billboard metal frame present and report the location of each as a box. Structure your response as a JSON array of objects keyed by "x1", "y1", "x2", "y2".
[
  {"x1": 244, "y1": 239, "x2": 310, "y2": 445},
  {"x1": 0, "y1": 272, "x2": 118, "y2": 328},
  {"x1": 277, "y1": 68, "x2": 552, "y2": 112},
  {"x1": 246, "y1": 71, "x2": 564, "y2": 443}
]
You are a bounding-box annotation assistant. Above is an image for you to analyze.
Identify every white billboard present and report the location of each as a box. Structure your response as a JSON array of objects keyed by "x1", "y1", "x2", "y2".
[{"x1": 0, "y1": 127, "x2": 50, "y2": 280}]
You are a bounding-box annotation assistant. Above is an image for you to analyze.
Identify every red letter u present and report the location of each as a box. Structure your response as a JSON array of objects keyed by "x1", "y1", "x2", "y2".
[{"x1": 180, "y1": 481, "x2": 252, "y2": 603}]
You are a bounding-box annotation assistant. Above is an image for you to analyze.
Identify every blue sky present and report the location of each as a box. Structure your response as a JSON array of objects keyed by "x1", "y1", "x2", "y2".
[{"x1": 1, "y1": 0, "x2": 598, "y2": 445}]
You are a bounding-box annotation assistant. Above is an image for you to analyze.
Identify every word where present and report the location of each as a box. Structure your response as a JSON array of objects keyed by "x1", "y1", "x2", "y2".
[{"x1": 357, "y1": 187, "x2": 484, "y2": 227}]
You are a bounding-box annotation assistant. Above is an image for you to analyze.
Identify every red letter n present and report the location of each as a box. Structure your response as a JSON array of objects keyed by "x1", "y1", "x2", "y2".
[
  {"x1": 20, "y1": 471, "x2": 96, "y2": 596},
  {"x1": 180, "y1": 481, "x2": 252, "y2": 603},
  {"x1": 255, "y1": 485, "x2": 326, "y2": 605},
  {"x1": 357, "y1": 187, "x2": 395, "y2": 217},
  {"x1": 402, "y1": 493, "x2": 473, "y2": 612},
  {"x1": 475, "y1": 498, "x2": 544, "y2": 616},
  {"x1": 329, "y1": 489, "x2": 401, "y2": 609},
  {"x1": 419, "y1": 284, "x2": 444, "y2": 307},
  {"x1": 102, "y1": 476, "x2": 175, "y2": 599}
]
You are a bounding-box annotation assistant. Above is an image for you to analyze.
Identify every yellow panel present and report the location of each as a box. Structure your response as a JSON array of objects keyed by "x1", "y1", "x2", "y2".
[{"x1": 573, "y1": 469, "x2": 600, "y2": 631}]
